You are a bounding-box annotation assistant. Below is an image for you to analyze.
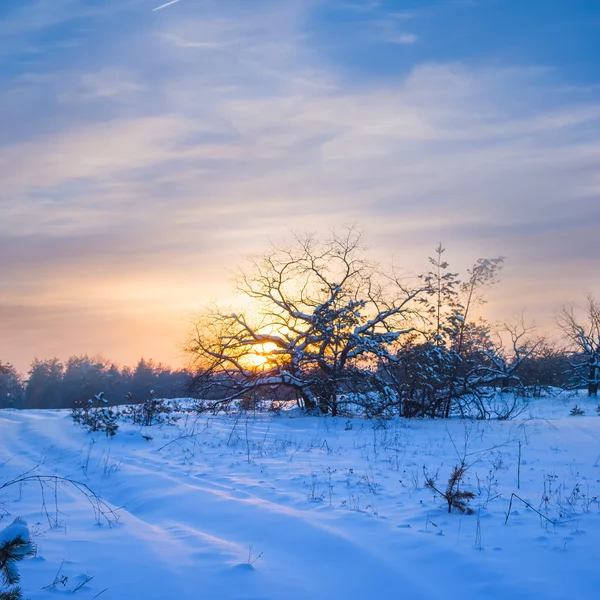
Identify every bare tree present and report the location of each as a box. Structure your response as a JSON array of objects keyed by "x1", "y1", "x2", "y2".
[
  {"x1": 186, "y1": 228, "x2": 425, "y2": 415},
  {"x1": 558, "y1": 296, "x2": 600, "y2": 396},
  {"x1": 465, "y1": 319, "x2": 542, "y2": 419},
  {"x1": 470, "y1": 319, "x2": 541, "y2": 391},
  {"x1": 445, "y1": 255, "x2": 504, "y2": 417},
  {"x1": 379, "y1": 249, "x2": 506, "y2": 419},
  {"x1": 455, "y1": 256, "x2": 504, "y2": 358},
  {"x1": 516, "y1": 340, "x2": 571, "y2": 396}
]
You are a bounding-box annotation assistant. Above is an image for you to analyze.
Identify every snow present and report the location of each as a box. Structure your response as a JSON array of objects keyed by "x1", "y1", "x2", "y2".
[
  {"x1": 0, "y1": 519, "x2": 31, "y2": 548},
  {"x1": 1, "y1": 393, "x2": 600, "y2": 599}
]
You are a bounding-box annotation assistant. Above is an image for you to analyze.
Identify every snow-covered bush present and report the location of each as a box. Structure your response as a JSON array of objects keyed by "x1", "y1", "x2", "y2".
[
  {"x1": 121, "y1": 390, "x2": 178, "y2": 427},
  {"x1": 72, "y1": 392, "x2": 120, "y2": 436}
]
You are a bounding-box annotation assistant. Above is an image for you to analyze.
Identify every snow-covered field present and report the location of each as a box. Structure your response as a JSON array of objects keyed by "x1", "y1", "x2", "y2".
[{"x1": 2, "y1": 394, "x2": 600, "y2": 599}]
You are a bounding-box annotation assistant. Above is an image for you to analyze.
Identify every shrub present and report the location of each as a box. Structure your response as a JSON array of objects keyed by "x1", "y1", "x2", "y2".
[
  {"x1": 72, "y1": 392, "x2": 120, "y2": 436},
  {"x1": 122, "y1": 390, "x2": 177, "y2": 427}
]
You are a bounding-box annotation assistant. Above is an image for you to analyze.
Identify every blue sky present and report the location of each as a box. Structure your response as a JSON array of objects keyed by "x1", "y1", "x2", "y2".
[{"x1": 1, "y1": 0, "x2": 600, "y2": 371}]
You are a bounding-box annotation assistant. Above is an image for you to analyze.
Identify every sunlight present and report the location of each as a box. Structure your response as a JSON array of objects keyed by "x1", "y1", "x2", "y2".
[{"x1": 244, "y1": 342, "x2": 279, "y2": 371}]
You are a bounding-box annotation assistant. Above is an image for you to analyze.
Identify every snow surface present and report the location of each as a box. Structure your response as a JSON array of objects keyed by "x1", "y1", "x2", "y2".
[{"x1": 1, "y1": 393, "x2": 600, "y2": 599}]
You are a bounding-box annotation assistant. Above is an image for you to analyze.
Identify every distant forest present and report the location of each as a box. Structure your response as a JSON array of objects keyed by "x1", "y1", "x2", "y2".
[{"x1": 0, "y1": 357, "x2": 190, "y2": 409}]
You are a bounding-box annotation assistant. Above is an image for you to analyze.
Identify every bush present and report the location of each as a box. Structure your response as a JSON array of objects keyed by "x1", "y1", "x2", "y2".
[
  {"x1": 121, "y1": 390, "x2": 178, "y2": 427},
  {"x1": 72, "y1": 393, "x2": 120, "y2": 436}
]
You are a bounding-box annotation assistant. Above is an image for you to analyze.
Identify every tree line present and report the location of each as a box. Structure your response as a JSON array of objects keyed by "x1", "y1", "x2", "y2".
[
  {"x1": 0, "y1": 357, "x2": 190, "y2": 409},
  {"x1": 185, "y1": 229, "x2": 599, "y2": 419},
  {"x1": 2, "y1": 229, "x2": 599, "y2": 418}
]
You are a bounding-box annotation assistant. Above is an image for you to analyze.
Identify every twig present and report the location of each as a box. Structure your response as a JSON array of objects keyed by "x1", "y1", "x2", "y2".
[
  {"x1": 505, "y1": 493, "x2": 557, "y2": 525},
  {"x1": 517, "y1": 441, "x2": 521, "y2": 490},
  {"x1": 157, "y1": 432, "x2": 197, "y2": 452},
  {"x1": 72, "y1": 574, "x2": 95, "y2": 592},
  {"x1": 42, "y1": 560, "x2": 67, "y2": 589},
  {"x1": 0, "y1": 475, "x2": 119, "y2": 527}
]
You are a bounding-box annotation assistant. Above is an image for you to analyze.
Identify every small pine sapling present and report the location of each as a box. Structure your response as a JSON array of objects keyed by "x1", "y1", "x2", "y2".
[
  {"x1": 0, "y1": 519, "x2": 36, "y2": 600},
  {"x1": 570, "y1": 405, "x2": 585, "y2": 416},
  {"x1": 424, "y1": 464, "x2": 475, "y2": 514}
]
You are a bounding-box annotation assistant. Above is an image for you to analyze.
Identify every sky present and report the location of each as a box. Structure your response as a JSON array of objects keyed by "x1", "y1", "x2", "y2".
[{"x1": 1, "y1": 0, "x2": 600, "y2": 374}]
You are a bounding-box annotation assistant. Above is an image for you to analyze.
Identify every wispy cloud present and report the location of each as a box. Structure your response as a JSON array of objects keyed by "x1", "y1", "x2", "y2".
[
  {"x1": 334, "y1": 1, "x2": 382, "y2": 13},
  {"x1": 158, "y1": 32, "x2": 238, "y2": 49},
  {"x1": 388, "y1": 33, "x2": 419, "y2": 45},
  {"x1": 78, "y1": 67, "x2": 146, "y2": 99}
]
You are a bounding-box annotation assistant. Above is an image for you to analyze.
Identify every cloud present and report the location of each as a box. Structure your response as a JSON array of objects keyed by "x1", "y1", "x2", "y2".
[
  {"x1": 158, "y1": 32, "x2": 238, "y2": 50},
  {"x1": 334, "y1": 1, "x2": 382, "y2": 13},
  {"x1": 78, "y1": 67, "x2": 146, "y2": 99},
  {"x1": 388, "y1": 33, "x2": 419, "y2": 45},
  {"x1": 1, "y1": 0, "x2": 600, "y2": 370},
  {"x1": 5, "y1": 57, "x2": 599, "y2": 269},
  {"x1": 0, "y1": 0, "x2": 143, "y2": 57}
]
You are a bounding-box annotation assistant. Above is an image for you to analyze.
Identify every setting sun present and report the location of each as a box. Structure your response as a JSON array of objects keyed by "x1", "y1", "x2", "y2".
[{"x1": 243, "y1": 342, "x2": 279, "y2": 370}]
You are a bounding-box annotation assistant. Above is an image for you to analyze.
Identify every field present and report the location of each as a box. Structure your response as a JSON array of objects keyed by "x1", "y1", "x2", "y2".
[{"x1": 2, "y1": 394, "x2": 600, "y2": 599}]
